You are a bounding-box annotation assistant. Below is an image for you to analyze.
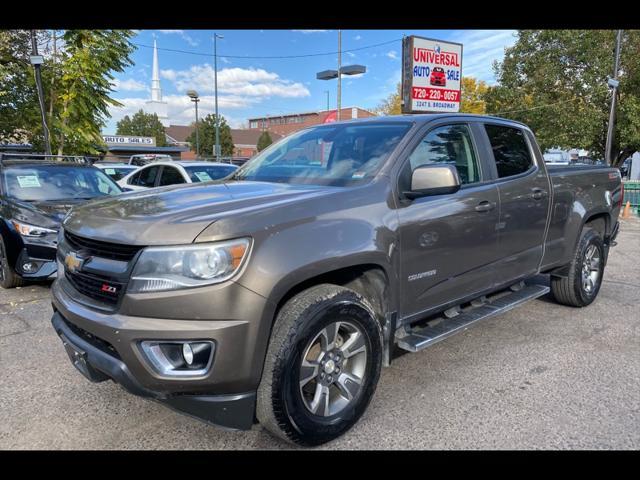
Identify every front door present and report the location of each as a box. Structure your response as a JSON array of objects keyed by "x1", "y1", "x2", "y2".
[{"x1": 397, "y1": 123, "x2": 501, "y2": 320}]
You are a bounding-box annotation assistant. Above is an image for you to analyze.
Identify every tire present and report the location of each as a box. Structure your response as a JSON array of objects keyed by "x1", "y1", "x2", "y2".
[
  {"x1": 256, "y1": 284, "x2": 383, "y2": 446},
  {"x1": 0, "y1": 236, "x2": 24, "y2": 289},
  {"x1": 551, "y1": 228, "x2": 605, "y2": 307}
]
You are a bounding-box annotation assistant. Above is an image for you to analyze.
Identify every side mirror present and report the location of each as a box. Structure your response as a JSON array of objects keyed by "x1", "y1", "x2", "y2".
[{"x1": 404, "y1": 164, "x2": 461, "y2": 199}]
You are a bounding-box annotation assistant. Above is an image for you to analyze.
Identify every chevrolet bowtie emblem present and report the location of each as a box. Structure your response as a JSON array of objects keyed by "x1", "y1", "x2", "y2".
[{"x1": 64, "y1": 252, "x2": 84, "y2": 273}]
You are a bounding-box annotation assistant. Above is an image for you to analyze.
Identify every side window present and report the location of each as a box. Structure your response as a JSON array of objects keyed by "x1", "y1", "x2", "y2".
[
  {"x1": 137, "y1": 166, "x2": 160, "y2": 188},
  {"x1": 159, "y1": 166, "x2": 186, "y2": 186},
  {"x1": 484, "y1": 124, "x2": 534, "y2": 178},
  {"x1": 406, "y1": 124, "x2": 480, "y2": 185},
  {"x1": 127, "y1": 171, "x2": 141, "y2": 186}
]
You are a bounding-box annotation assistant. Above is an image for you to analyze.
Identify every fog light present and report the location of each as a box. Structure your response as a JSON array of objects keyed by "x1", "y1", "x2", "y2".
[
  {"x1": 182, "y1": 343, "x2": 194, "y2": 365},
  {"x1": 22, "y1": 262, "x2": 39, "y2": 273},
  {"x1": 140, "y1": 340, "x2": 214, "y2": 378}
]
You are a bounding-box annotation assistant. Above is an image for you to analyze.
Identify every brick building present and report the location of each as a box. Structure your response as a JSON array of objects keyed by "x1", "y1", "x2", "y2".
[
  {"x1": 247, "y1": 107, "x2": 376, "y2": 137},
  {"x1": 164, "y1": 125, "x2": 283, "y2": 160}
]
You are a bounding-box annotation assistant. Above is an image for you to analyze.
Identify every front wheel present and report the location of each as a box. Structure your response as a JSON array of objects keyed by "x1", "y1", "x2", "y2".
[
  {"x1": 551, "y1": 228, "x2": 605, "y2": 307},
  {"x1": 0, "y1": 236, "x2": 24, "y2": 289},
  {"x1": 256, "y1": 284, "x2": 383, "y2": 446}
]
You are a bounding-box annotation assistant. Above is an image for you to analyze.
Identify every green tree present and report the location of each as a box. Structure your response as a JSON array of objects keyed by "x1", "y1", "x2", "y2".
[
  {"x1": 257, "y1": 130, "x2": 273, "y2": 151},
  {"x1": 0, "y1": 30, "x2": 50, "y2": 147},
  {"x1": 186, "y1": 114, "x2": 234, "y2": 157},
  {"x1": 116, "y1": 109, "x2": 167, "y2": 147},
  {"x1": 374, "y1": 82, "x2": 402, "y2": 116},
  {"x1": 51, "y1": 30, "x2": 136, "y2": 155},
  {"x1": 460, "y1": 77, "x2": 489, "y2": 114},
  {"x1": 485, "y1": 30, "x2": 640, "y2": 166}
]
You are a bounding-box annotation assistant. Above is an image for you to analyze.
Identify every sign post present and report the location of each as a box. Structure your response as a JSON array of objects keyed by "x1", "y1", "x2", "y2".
[{"x1": 402, "y1": 35, "x2": 463, "y2": 114}]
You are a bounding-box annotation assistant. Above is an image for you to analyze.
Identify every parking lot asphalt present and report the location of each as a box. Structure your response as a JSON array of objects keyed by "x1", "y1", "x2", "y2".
[{"x1": 1, "y1": 216, "x2": 639, "y2": 450}]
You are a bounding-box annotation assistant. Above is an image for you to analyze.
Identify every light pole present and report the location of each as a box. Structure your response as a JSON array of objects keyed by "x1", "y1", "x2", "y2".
[
  {"x1": 187, "y1": 90, "x2": 200, "y2": 158},
  {"x1": 605, "y1": 30, "x2": 623, "y2": 166},
  {"x1": 29, "y1": 30, "x2": 51, "y2": 155},
  {"x1": 213, "y1": 33, "x2": 223, "y2": 160},
  {"x1": 325, "y1": 90, "x2": 330, "y2": 111},
  {"x1": 316, "y1": 31, "x2": 366, "y2": 122}
]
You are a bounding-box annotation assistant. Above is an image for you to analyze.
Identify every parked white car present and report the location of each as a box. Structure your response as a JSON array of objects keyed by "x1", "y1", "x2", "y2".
[{"x1": 117, "y1": 161, "x2": 238, "y2": 191}]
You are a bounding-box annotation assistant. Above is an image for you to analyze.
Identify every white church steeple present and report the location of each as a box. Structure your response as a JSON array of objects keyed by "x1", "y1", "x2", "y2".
[{"x1": 145, "y1": 39, "x2": 169, "y2": 126}]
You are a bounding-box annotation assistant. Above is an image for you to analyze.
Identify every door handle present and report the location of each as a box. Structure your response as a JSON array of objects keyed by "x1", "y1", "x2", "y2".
[
  {"x1": 532, "y1": 188, "x2": 547, "y2": 200},
  {"x1": 475, "y1": 201, "x2": 495, "y2": 213}
]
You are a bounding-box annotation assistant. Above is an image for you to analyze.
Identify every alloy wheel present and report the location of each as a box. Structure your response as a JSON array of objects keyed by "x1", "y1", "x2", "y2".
[
  {"x1": 581, "y1": 244, "x2": 601, "y2": 294},
  {"x1": 299, "y1": 321, "x2": 368, "y2": 417}
]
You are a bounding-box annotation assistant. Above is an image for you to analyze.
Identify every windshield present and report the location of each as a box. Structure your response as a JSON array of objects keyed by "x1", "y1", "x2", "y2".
[
  {"x1": 231, "y1": 122, "x2": 412, "y2": 186},
  {"x1": 2, "y1": 165, "x2": 122, "y2": 201},
  {"x1": 184, "y1": 165, "x2": 238, "y2": 182}
]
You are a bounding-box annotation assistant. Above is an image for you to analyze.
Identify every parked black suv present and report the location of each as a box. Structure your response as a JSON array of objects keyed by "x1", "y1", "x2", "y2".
[{"x1": 0, "y1": 154, "x2": 122, "y2": 288}]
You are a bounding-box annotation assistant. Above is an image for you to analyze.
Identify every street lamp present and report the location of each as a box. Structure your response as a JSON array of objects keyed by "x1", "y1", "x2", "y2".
[
  {"x1": 213, "y1": 33, "x2": 224, "y2": 160},
  {"x1": 316, "y1": 31, "x2": 366, "y2": 122},
  {"x1": 187, "y1": 90, "x2": 200, "y2": 158}
]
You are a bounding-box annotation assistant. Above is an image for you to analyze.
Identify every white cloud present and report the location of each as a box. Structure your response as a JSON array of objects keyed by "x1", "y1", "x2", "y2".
[
  {"x1": 346, "y1": 51, "x2": 356, "y2": 58},
  {"x1": 109, "y1": 66, "x2": 310, "y2": 126},
  {"x1": 112, "y1": 78, "x2": 148, "y2": 92},
  {"x1": 292, "y1": 30, "x2": 328, "y2": 34},
  {"x1": 386, "y1": 50, "x2": 399, "y2": 60},
  {"x1": 354, "y1": 35, "x2": 362, "y2": 41},
  {"x1": 109, "y1": 93, "x2": 259, "y2": 128},
  {"x1": 157, "y1": 29, "x2": 199, "y2": 47},
  {"x1": 164, "y1": 65, "x2": 310, "y2": 99},
  {"x1": 220, "y1": 57, "x2": 230, "y2": 64}
]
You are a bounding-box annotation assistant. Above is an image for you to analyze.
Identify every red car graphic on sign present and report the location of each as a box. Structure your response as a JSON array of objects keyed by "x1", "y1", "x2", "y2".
[{"x1": 430, "y1": 67, "x2": 446, "y2": 87}]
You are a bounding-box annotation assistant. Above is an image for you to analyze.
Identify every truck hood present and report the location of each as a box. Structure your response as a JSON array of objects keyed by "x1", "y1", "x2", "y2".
[{"x1": 62, "y1": 181, "x2": 337, "y2": 245}]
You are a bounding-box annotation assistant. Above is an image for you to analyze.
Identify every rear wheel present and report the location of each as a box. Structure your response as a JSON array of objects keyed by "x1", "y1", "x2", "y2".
[
  {"x1": 551, "y1": 228, "x2": 604, "y2": 307},
  {"x1": 0, "y1": 236, "x2": 24, "y2": 289},
  {"x1": 256, "y1": 284, "x2": 383, "y2": 446}
]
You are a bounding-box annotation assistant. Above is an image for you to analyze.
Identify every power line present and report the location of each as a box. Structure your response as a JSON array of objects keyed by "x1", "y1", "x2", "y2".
[{"x1": 131, "y1": 38, "x2": 401, "y2": 60}]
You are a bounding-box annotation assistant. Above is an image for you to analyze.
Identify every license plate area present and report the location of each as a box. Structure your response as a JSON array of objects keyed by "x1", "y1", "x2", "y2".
[{"x1": 60, "y1": 334, "x2": 109, "y2": 383}]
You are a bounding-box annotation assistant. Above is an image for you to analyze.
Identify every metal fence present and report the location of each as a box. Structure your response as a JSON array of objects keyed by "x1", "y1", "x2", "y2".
[{"x1": 623, "y1": 180, "x2": 640, "y2": 215}]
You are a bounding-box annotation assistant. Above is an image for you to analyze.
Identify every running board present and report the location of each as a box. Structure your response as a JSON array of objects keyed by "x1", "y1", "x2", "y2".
[{"x1": 397, "y1": 284, "x2": 550, "y2": 353}]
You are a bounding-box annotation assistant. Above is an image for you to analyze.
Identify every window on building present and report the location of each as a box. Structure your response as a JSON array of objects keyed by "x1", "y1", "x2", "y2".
[
  {"x1": 250, "y1": 121, "x2": 258, "y2": 129},
  {"x1": 484, "y1": 124, "x2": 534, "y2": 178}
]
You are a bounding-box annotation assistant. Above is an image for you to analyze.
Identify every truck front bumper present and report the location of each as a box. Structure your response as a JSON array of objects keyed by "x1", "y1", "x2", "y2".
[
  {"x1": 49, "y1": 274, "x2": 275, "y2": 431},
  {"x1": 51, "y1": 310, "x2": 256, "y2": 430}
]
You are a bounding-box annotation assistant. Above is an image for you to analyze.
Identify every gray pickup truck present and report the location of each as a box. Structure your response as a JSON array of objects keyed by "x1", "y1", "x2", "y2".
[{"x1": 51, "y1": 114, "x2": 622, "y2": 446}]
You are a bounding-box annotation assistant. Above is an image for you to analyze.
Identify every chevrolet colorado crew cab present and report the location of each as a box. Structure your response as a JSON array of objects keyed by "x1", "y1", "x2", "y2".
[{"x1": 51, "y1": 114, "x2": 622, "y2": 446}]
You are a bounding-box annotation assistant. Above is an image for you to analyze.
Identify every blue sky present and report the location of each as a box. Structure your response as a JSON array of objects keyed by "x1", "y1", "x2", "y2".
[{"x1": 106, "y1": 29, "x2": 517, "y2": 133}]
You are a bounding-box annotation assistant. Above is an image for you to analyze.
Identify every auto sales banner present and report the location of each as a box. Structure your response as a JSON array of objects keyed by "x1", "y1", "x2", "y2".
[{"x1": 402, "y1": 36, "x2": 463, "y2": 113}]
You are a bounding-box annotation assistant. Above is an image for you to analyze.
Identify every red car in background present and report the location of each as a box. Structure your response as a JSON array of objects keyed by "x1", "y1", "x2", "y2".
[{"x1": 430, "y1": 67, "x2": 446, "y2": 87}]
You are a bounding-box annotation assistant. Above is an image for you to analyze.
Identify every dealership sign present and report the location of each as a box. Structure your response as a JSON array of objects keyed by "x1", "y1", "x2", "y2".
[
  {"x1": 102, "y1": 135, "x2": 156, "y2": 147},
  {"x1": 402, "y1": 36, "x2": 463, "y2": 113}
]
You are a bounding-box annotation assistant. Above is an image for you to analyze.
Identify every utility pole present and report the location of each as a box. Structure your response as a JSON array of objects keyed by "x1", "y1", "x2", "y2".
[
  {"x1": 213, "y1": 33, "x2": 223, "y2": 160},
  {"x1": 605, "y1": 29, "x2": 623, "y2": 166},
  {"x1": 337, "y1": 30, "x2": 342, "y2": 121},
  {"x1": 30, "y1": 30, "x2": 51, "y2": 155}
]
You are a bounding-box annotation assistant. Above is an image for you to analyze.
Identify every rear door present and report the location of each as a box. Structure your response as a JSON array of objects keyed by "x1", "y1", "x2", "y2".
[
  {"x1": 482, "y1": 123, "x2": 551, "y2": 281},
  {"x1": 396, "y1": 121, "x2": 501, "y2": 320}
]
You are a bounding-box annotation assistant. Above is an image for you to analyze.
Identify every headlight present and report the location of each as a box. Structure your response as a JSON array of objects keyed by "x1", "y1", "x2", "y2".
[
  {"x1": 11, "y1": 220, "x2": 57, "y2": 237},
  {"x1": 128, "y1": 238, "x2": 251, "y2": 293}
]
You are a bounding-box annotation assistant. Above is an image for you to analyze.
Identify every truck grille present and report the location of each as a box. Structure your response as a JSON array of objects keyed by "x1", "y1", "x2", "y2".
[
  {"x1": 65, "y1": 270, "x2": 126, "y2": 307},
  {"x1": 64, "y1": 230, "x2": 142, "y2": 262}
]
